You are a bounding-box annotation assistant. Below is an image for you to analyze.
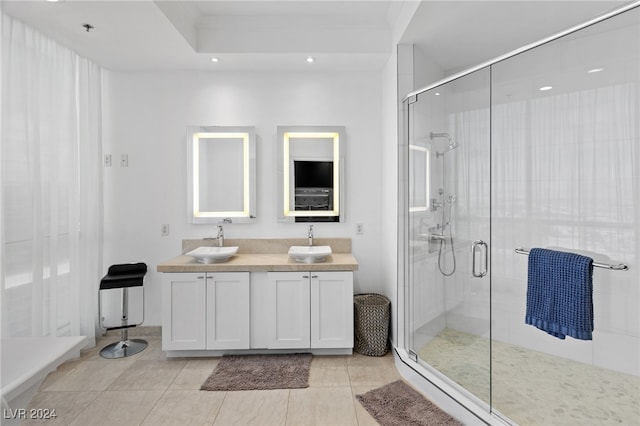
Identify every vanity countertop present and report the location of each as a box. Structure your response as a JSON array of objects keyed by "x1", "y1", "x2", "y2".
[
  {"x1": 156, "y1": 252, "x2": 358, "y2": 272},
  {"x1": 156, "y1": 238, "x2": 358, "y2": 272}
]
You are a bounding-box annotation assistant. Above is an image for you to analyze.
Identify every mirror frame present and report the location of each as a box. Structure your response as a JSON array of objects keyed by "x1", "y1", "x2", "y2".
[
  {"x1": 186, "y1": 126, "x2": 257, "y2": 224},
  {"x1": 277, "y1": 125, "x2": 345, "y2": 223}
]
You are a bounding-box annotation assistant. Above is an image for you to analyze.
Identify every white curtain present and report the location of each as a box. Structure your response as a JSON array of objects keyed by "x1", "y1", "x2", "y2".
[{"x1": 1, "y1": 12, "x2": 102, "y2": 345}]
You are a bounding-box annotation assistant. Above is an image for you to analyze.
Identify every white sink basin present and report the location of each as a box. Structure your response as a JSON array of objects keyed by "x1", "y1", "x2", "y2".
[
  {"x1": 186, "y1": 246, "x2": 239, "y2": 264},
  {"x1": 288, "y1": 245, "x2": 332, "y2": 263}
]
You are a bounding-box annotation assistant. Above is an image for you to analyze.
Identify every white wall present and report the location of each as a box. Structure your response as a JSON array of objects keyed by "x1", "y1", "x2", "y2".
[
  {"x1": 412, "y1": 45, "x2": 446, "y2": 91},
  {"x1": 380, "y1": 52, "x2": 399, "y2": 345},
  {"x1": 103, "y1": 70, "x2": 384, "y2": 325},
  {"x1": 379, "y1": 1, "x2": 422, "y2": 347}
]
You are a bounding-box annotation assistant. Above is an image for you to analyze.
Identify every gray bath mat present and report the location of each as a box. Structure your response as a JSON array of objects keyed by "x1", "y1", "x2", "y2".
[
  {"x1": 201, "y1": 353, "x2": 312, "y2": 391},
  {"x1": 356, "y1": 380, "x2": 462, "y2": 426}
]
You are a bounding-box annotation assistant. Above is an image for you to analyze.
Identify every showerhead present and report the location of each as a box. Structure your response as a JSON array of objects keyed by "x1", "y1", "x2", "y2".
[
  {"x1": 436, "y1": 141, "x2": 459, "y2": 157},
  {"x1": 430, "y1": 132, "x2": 459, "y2": 157}
]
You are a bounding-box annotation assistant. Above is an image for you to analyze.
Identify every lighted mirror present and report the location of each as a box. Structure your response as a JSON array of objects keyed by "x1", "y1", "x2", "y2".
[
  {"x1": 187, "y1": 126, "x2": 256, "y2": 224},
  {"x1": 409, "y1": 144, "x2": 431, "y2": 212},
  {"x1": 277, "y1": 126, "x2": 345, "y2": 223}
]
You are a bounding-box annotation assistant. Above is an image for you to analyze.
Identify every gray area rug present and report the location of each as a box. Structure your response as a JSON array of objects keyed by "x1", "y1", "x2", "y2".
[
  {"x1": 201, "y1": 353, "x2": 312, "y2": 391},
  {"x1": 356, "y1": 380, "x2": 462, "y2": 426}
]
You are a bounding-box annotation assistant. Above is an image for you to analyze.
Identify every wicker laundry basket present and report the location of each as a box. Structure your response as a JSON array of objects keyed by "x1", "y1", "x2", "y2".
[{"x1": 353, "y1": 293, "x2": 390, "y2": 356}]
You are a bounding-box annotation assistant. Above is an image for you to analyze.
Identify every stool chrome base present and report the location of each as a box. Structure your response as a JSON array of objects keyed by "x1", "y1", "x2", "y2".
[{"x1": 99, "y1": 339, "x2": 148, "y2": 359}]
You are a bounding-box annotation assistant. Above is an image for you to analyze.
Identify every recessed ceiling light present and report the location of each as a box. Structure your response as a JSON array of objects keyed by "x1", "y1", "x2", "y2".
[
  {"x1": 434, "y1": 92, "x2": 440, "y2": 96},
  {"x1": 211, "y1": 57, "x2": 219, "y2": 63},
  {"x1": 306, "y1": 56, "x2": 315, "y2": 64},
  {"x1": 587, "y1": 68, "x2": 604, "y2": 73},
  {"x1": 539, "y1": 86, "x2": 553, "y2": 91}
]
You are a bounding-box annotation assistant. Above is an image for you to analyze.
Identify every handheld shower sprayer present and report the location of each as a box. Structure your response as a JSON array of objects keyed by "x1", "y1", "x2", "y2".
[{"x1": 428, "y1": 133, "x2": 459, "y2": 276}]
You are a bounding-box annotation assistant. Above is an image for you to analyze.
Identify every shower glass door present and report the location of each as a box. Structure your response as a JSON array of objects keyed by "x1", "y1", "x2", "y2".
[
  {"x1": 406, "y1": 68, "x2": 491, "y2": 407},
  {"x1": 489, "y1": 8, "x2": 640, "y2": 424}
]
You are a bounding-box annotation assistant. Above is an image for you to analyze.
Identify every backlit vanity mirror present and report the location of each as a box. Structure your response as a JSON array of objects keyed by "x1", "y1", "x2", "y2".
[
  {"x1": 277, "y1": 126, "x2": 345, "y2": 223},
  {"x1": 187, "y1": 126, "x2": 256, "y2": 224}
]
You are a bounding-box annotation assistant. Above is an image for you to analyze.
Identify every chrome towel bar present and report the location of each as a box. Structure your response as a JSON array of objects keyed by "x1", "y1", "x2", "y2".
[{"x1": 515, "y1": 248, "x2": 629, "y2": 271}]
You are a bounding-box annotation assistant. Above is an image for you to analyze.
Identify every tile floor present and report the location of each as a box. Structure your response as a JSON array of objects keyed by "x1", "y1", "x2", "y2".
[{"x1": 23, "y1": 333, "x2": 403, "y2": 426}]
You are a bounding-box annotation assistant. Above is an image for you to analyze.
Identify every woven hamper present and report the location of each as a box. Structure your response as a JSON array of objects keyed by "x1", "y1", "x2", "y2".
[{"x1": 354, "y1": 293, "x2": 390, "y2": 356}]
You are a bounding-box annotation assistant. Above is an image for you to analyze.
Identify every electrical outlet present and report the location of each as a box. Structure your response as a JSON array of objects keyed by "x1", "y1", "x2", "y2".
[
  {"x1": 161, "y1": 224, "x2": 170, "y2": 236},
  {"x1": 356, "y1": 223, "x2": 364, "y2": 235},
  {"x1": 104, "y1": 154, "x2": 112, "y2": 167},
  {"x1": 120, "y1": 154, "x2": 128, "y2": 167}
]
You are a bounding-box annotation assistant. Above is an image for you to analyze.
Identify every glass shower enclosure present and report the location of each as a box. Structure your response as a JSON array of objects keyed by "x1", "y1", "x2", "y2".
[{"x1": 401, "y1": 4, "x2": 639, "y2": 425}]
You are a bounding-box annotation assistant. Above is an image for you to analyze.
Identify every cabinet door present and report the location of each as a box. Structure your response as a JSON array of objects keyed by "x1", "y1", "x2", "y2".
[
  {"x1": 162, "y1": 273, "x2": 206, "y2": 350},
  {"x1": 311, "y1": 271, "x2": 354, "y2": 348},
  {"x1": 267, "y1": 272, "x2": 311, "y2": 349},
  {"x1": 206, "y1": 272, "x2": 250, "y2": 350}
]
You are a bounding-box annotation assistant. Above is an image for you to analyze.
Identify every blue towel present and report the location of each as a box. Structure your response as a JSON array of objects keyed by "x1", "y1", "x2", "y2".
[{"x1": 525, "y1": 248, "x2": 594, "y2": 340}]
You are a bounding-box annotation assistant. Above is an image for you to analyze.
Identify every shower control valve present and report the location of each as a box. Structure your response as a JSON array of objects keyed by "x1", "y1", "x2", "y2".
[
  {"x1": 425, "y1": 226, "x2": 445, "y2": 253},
  {"x1": 428, "y1": 226, "x2": 446, "y2": 242},
  {"x1": 430, "y1": 199, "x2": 444, "y2": 211},
  {"x1": 430, "y1": 233, "x2": 446, "y2": 242}
]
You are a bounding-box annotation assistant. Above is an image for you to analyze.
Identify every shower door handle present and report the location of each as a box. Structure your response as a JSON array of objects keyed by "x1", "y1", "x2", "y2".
[{"x1": 471, "y1": 240, "x2": 488, "y2": 278}]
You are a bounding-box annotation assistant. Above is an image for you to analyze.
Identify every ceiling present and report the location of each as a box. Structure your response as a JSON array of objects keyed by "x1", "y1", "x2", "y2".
[
  {"x1": 0, "y1": 0, "x2": 631, "y2": 73},
  {"x1": 402, "y1": 1, "x2": 630, "y2": 73}
]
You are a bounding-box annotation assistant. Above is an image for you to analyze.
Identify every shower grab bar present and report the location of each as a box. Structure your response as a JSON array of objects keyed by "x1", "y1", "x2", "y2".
[{"x1": 515, "y1": 248, "x2": 629, "y2": 271}]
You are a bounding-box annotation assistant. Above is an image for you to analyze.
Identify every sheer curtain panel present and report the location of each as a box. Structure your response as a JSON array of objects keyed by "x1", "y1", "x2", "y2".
[{"x1": 1, "y1": 12, "x2": 102, "y2": 346}]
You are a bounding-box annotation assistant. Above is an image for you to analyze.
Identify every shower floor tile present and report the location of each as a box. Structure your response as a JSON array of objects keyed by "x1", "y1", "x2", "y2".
[{"x1": 419, "y1": 328, "x2": 640, "y2": 425}]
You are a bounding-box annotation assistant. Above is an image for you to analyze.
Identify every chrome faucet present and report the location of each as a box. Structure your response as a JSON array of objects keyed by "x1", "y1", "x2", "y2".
[
  {"x1": 308, "y1": 225, "x2": 314, "y2": 246},
  {"x1": 217, "y1": 225, "x2": 224, "y2": 247}
]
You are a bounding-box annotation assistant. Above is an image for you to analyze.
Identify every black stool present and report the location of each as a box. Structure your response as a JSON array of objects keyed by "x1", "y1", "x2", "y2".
[{"x1": 99, "y1": 263, "x2": 148, "y2": 359}]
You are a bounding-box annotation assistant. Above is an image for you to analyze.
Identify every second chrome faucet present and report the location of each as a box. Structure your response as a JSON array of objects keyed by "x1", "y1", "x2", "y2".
[
  {"x1": 308, "y1": 224, "x2": 314, "y2": 246},
  {"x1": 216, "y1": 225, "x2": 224, "y2": 247}
]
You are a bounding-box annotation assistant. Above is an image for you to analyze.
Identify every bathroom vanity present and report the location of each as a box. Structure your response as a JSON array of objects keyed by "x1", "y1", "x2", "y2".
[{"x1": 156, "y1": 238, "x2": 358, "y2": 357}]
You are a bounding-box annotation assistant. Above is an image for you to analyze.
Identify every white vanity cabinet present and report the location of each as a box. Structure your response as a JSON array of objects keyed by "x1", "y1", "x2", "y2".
[
  {"x1": 158, "y1": 239, "x2": 358, "y2": 356},
  {"x1": 162, "y1": 272, "x2": 250, "y2": 351},
  {"x1": 267, "y1": 271, "x2": 353, "y2": 350},
  {"x1": 266, "y1": 272, "x2": 311, "y2": 349},
  {"x1": 310, "y1": 271, "x2": 354, "y2": 349},
  {"x1": 205, "y1": 272, "x2": 250, "y2": 349},
  {"x1": 162, "y1": 273, "x2": 206, "y2": 350}
]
